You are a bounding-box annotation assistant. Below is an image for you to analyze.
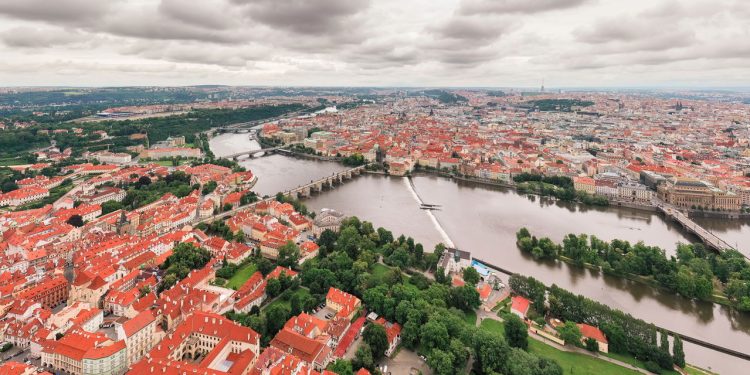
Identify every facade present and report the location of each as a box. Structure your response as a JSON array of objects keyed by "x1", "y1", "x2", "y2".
[
  {"x1": 41, "y1": 329, "x2": 128, "y2": 375},
  {"x1": 115, "y1": 310, "x2": 157, "y2": 366},
  {"x1": 78, "y1": 187, "x2": 126, "y2": 205},
  {"x1": 91, "y1": 151, "x2": 132, "y2": 165},
  {"x1": 573, "y1": 176, "x2": 595, "y2": 195},
  {"x1": 312, "y1": 209, "x2": 344, "y2": 237},
  {"x1": 139, "y1": 147, "x2": 201, "y2": 159},
  {"x1": 577, "y1": 323, "x2": 609, "y2": 353},
  {"x1": 616, "y1": 181, "x2": 654, "y2": 203},
  {"x1": 325, "y1": 287, "x2": 361, "y2": 320},
  {"x1": 17, "y1": 276, "x2": 69, "y2": 309},
  {"x1": 658, "y1": 177, "x2": 741, "y2": 211},
  {"x1": 0, "y1": 187, "x2": 50, "y2": 207}
]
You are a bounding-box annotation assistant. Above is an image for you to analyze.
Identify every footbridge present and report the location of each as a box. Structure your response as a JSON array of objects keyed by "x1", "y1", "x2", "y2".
[{"x1": 658, "y1": 204, "x2": 738, "y2": 253}]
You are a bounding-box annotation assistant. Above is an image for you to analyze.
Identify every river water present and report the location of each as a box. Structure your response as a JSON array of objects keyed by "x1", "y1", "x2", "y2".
[{"x1": 211, "y1": 133, "x2": 750, "y2": 374}]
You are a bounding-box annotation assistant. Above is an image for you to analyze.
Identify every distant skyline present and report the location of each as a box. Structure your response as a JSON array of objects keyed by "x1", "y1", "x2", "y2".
[{"x1": 0, "y1": 0, "x2": 748, "y2": 87}]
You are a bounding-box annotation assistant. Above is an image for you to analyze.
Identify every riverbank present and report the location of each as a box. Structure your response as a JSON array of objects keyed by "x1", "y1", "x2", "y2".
[{"x1": 209, "y1": 135, "x2": 750, "y2": 374}]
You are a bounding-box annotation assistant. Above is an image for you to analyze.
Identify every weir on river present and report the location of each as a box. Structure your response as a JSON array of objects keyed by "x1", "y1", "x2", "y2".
[{"x1": 404, "y1": 176, "x2": 455, "y2": 248}]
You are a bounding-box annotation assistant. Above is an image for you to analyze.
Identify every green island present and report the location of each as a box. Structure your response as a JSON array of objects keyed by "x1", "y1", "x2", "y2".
[{"x1": 516, "y1": 227, "x2": 750, "y2": 311}]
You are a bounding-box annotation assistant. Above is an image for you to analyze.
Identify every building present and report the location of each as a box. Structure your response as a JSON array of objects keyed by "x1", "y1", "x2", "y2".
[
  {"x1": 373, "y1": 318, "x2": 401, "y2": 357},
  {"x1": 115, "y1": 310, "x2": 157, "y2": 366},
  {"x1": 312, "y1": 209, "x2": 344, "y2": 237},
  {"x1": 0, "y1": 187, "x2": 50, "y2": 207},
  {"x1": 438, "y1": 248, "x2": 472, "y2": 275},
  {"x1": 139, "y1": 147, "x2": 201, "y2": 160},
  {"x1": 41, "y1": 329, "x2": 128, "y2": 375},
  {"x1": 510, "y1": 296, "x2": 531, "y2": 319},
  {"x1": 573, "y1": 176, "x2": 595, "y2": 195},
  {"x1": 269, "y1": 328, "x2": 333, "y2": 371},
  {"x1": 78, "y1": 187, "x2": 126, "y2": 205},
  {"x1": 91, "y1": 151, "x2": 132, "y2": 165},
  {"x1": 132, "y1": 311, "x2": 260, "y2": 374},
  {"x1": 325, "y1": 287, "x2": 361, "y2": 320},
  {"x1": 658, "y1": 177, "x2": 741, "y2": 211},
  {"x1": 17, "y1": 276, "x2": 69, "y2": 310},
  {"x1": 577, "y1": 323, "x2": 609, "y2": 353},
  {"x1": 616, "y1": 181, "x2": 654, "y2": 203}
]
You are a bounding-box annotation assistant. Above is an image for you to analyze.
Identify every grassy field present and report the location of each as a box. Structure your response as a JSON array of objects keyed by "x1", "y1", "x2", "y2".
[
  {"x1": 226, "y1": 262, "x2": 258, "y2": 289},
  {"x1": 370, "y1": 263, "x2": 391, "y2": 284},
  {"x1": 604, "y1": 352, "x2": 679, "y2": 375},
  {"x1": 0, "y1": 157, "x2": 26, "y2": 166},
  {"x1": 263, "y1": 287, "x2": 312, "y2": 311},
  {"x1": 463, "y1": 310, "x2": 477, "y2": 326},
  {"x1": 480, "y1": 320, "x2": 641, "y2": 375}
]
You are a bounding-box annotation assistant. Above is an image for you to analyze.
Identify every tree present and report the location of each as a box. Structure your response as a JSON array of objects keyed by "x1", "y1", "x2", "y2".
[
  {"x1": 317, "y1": 229, "x2": 338, "y2": 255},
  {"x1": 353, "y1": 344, "x2": 374, "y2": 371},
  {"x1": 278, "y1": 241, "x2": 300, "y2": 268},
  {"x1": 363, "y1": 323, "x2": 389, "y2": 359},
  {"x1": 266, "y1": 278, "x2": 282, "y2": 298},
  {"x1": 1, "y1": 180, "x2": 18, "y2": 193},
  {"x1": 328, "y1": 360, "x2": 354, "y2": 375},
  {"x1": 435, "y1": 267, "x2": 448, "y2": 284},
  {"x1": 558, "y1": 321, "x2": 582, "y2": 346},
  {"x1": 265, "y1": 304, "x2": 291, "y2": 336},
  {"x1": 448, "y1": 338, "x2": 468, "y2": 369},
  {"x1": 659, "y1": 329, "x2": 669, "y2": 353},
  {"x1": 673, "y1": 335, "x2": 685, "y2": 367},
  {"x1": 202, "y1": 180, "x2": 217, "y2": 195},
  {"x1": 101, "y1": 200, "x2": 124, "y2": 215},
  {"x1": 472, "y1": 330, "x2": 510, "y2": 374},
  {"x1": 427, "y1": 349, "x2": 454, "y2": 375},
  {"x1": 421, "y1": 320, "x2": 449, "y2": 351},
  {"x1": 505, "y1": 313, "x2": 529, "y2": 350},
  {"x1": 401, "y1": 320, "x2": 420, "y2": 349},
  {"x1": 256, "y1": 257, "x2": 274, "y2": 276},
  {"x1": 137, "y1": 176, "x2": 152, "y2": 187},
  {"x1": 462, "y1": 267, "x2": 480, "y2": 286},
  {"x1": 66, "y1": 214, "x2": 84, "y2": 227},
  {"x1": 585, "y1": 337, "x2": 599, "y2": 352},
  {"x1": 448, "y1": 285, "x2": 480, "y2": 311}
]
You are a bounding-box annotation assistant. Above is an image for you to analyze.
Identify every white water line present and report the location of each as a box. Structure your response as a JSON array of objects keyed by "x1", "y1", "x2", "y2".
[{"x1": 403, "y1": 177, "x2": 455, "y2": 248}]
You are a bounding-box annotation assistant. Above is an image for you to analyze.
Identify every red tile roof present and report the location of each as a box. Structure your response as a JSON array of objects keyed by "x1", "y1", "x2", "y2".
[{"x1": 577, "y1": 323, "x2": 608, "y2": 344}]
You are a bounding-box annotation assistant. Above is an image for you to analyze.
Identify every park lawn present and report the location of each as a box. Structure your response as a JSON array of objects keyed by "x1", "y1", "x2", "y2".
[
  {"x1": 226, "y1": 262, "x2": 258, "y2": 289},
  {"x1": 263, "y1": 287, "x2": 312, "y2": 311},
  {"x1": 604, "y1": 352, "x2": 679, "y2": 375},
  {"x1": 463, "y1": 310, "x2": 477, "y2": 326},
  {"x1": 370, "y1": 263, "x2": 391, "y2": 284},
  {"x1": 480, "y1": 320, "x2": 640, "y2": 375},
  {"x1": 0, "y1": 157, "x2": 26, "y2": 166}
]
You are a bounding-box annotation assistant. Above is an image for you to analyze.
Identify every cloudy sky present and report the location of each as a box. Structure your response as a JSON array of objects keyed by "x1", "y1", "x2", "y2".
[{"x1": 0, "y1": 0, "x2": 748, "y2": 87}]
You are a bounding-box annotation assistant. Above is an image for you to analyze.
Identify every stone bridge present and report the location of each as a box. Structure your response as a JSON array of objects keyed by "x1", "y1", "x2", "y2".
[
  {"x1": 284, "y1": 165, "x2": 367, "y2": 199},
  {"x1": 658, "y1": 204, "x2": 740, "y2": 255},
  {"x1": 196, "y1": 165, "x2": 367, "y2": 224}
]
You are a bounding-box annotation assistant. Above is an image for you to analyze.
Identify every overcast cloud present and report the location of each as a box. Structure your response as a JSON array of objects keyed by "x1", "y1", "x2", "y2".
[{"x1": 0, "y1": 0, "x2": 747, "y2": 87}]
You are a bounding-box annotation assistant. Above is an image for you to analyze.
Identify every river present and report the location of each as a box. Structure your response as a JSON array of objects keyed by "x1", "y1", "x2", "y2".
[{"x1": 211, "y1": 133, "x2": 750, "y2": 374}]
